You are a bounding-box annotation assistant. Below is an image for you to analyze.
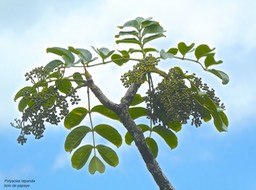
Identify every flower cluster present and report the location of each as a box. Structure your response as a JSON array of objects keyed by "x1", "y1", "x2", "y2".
[
  {"x1": 145, "y1": 68, "x2": 225, "y2": 128},
  {"x1": 11, "y1": 68, "x2": 81, "y2": 145},
  {"x1": 121, "y1": 54, "x2": 159, "y2": 87}
]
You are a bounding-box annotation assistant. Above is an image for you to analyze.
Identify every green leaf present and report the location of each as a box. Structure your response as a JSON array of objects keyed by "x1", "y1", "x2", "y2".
[
  {"x1": 55, "y1": 78, "x2": 72, "y2": 94},
  {"x1": 128, "y1": 48, "x2": 158, "y2": 54},
  {"x1": 167, "y1": 48, "x2": 178, "y2": 55},
  {"x1": 146, "y1": 137, "x2": 158, "y2": 158},
  {"x1": 141, "y1": 19, "x2": 157, "y2": 28},
  {"x1": 118, "y1": 19, "x2": 139, "y2": 29},
  {"x1": 98, "y1": 48, "x2": 115, "y2": 59},
  {"x1": 89, "y1": 156, "x2": 105, "y2": 174},
  {"x1": 131, "y1": 94, "x2": 144, "y2": 106},
  {"x1": 46, "y1": 47, "x2": 75, "y2": 65},
  {"x1": 96, "y1": 145, "x2": 119, "y2": 167},
  {"x1": 115, "y1": 31, "x2": 139, "y2": 38},
  {"x1": 204, "y1": 95, "x2": 218, "y2": 111},
  {"x1": 177, "y1": 42, "x2": 195, "y2": 57},
  {"x1": 73, "y1": 72, "x2": 84, "y2": 85},
  {"x1": 77, "y1": 48, "x2": 93, "y2": 62},
  {"x1": 142, "y1": 23, "x2": 165, "y2": 36},
  {"x1": 195, "y1": 44, "x2": 215, "y2": 60},
  {"x1": 128, "y1": 107, "x2": 147, "y2": 120},
  {"x1": 91, "y1": 105, "x2": 119, "y2": 121},
  {"x1": 160, "y1": 49, "x2": 174, "y2": 60},
  {"x1": 168, "y1": 121, "x2": 182, "y2": 132},
  {"x1": 125, "y1": 124, "x2": 150, "y2": 145},
  {"x1": 33, "y1": 80, "x2": 48, "y2": 89},
  {"x1": 64, "y1": 107, "x2": 88, "y2": 129},
  {"x1": 207, "y1": 69, "x2": 229, "y2": 85},
  {"x1": 14, "y1": 86, "x2": 33, "y2": 101},
  {"x1": 94, "y1": 124, "x2": 122, "y2": 148},
  {"x1": 201, "y1": 106, "x2": 212, "y2": 122},
  {"x1": 111, "y1": 54, "x2": 123, "y2": 66},
  {"x1": 124, "y1": 132, "x2": 133, "y2": 145},
  {"x1": 204, "y1": 54, "x2": 223, "y2": 68},
  {"x1": 44, "y1": 59, "x2": 63, "y2": 72},
  {"x1": 71, "y1": 145, "x2": 93, "y2": 170},
  {"x1": 211, "y1": 111, "x2": 227, "y2": 132},
  {"x1": 136, "y1": 17, "x2": 148, "y2": 25},
  {"x1": 153, "y1": 126, "x2": 178, "y2": 149},
  {"x1": 47, "y1": 71, "x2": 62, "y2": 79},
  {"x1": 218, "y1": 110, "x2": 229, "y2": 127},
  {"x1": 144, "y1": 48, "x2": 158, "y2": 53},
  {"x1": 68, "y1": 47, "x2": 92, "y2": 62},
  {"x1": 143, "y1": 33, "x2": 165, "y2": 45},
  {"x1": 116, "y1": 38, "x2": 141, "y2": 45},
  {"x1": 65, "y1": 126, "x2": 91, "y2": 152},
  {"x1": 111, "y1": 50, "x2": 130, "y2": 66},
  {"x1": 18, "y1": 97, "x2": 29, "y2": 112}
]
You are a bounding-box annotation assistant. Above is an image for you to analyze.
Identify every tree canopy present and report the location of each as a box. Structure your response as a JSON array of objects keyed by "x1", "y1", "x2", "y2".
[{"x1": 12, "y1": 17, "x2": 229, "y2": 190}]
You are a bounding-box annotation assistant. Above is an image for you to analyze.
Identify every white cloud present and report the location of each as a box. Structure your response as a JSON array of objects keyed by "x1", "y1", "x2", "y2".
[
  {"x1": 0, "y1": 165, "x2": 34, "y2": 179},
  {"x1": 51, "y1": 152, "x2": 71, "y2": 171}
]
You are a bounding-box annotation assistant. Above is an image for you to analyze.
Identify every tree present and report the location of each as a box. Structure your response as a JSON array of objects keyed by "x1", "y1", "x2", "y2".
[{"x1": 11, "y1": 17, "x2": 229, "y2": 190}]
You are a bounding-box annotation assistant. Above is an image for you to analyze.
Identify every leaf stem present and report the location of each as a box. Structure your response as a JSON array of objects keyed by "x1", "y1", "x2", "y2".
[
  {"x1": 87, "y1": 86, "x2": 97, "y2": 156},
  {"x1": 173, "y1": 56, "x2": 206, "y2": 70}
]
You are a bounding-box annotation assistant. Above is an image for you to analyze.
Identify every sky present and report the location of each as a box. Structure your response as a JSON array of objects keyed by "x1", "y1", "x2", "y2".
[{"x1": 1, "y1": 0, "x2": 256, "y2": 189}]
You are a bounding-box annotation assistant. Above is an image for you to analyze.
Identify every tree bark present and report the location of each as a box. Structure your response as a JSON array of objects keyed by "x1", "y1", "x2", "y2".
[{"x1": 87, "y1": 79, "x2": 175, "y2": 190}]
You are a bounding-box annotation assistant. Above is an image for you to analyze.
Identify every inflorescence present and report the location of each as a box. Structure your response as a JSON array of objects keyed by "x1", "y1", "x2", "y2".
[
  {"x1": 11, "y1": 67, "x2": 81, "y2": 145},
  {"x1": 145, "y1": 68, "x2": 225, "y2": 128}
]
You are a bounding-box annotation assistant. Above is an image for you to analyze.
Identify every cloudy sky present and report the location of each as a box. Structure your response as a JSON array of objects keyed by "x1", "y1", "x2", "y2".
[{"x1": 1, "y1": 0, "x2": 256, "y2": 189}]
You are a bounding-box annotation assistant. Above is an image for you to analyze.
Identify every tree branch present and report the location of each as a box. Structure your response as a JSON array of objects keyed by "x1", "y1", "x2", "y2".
[
  {"x1": 120, "y1": 83, "x2": 141, "y2": 107},
  {"x1": 87, "y1": 78, "x2": 175, "y2": 190},
  {"x1": 86, "y1": 78, "x2": 119, "y2": 111}
]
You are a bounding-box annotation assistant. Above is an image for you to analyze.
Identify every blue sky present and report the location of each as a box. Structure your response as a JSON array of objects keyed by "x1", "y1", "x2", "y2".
[{"x1": 1, "y1": 0, "x2": 256, "y2": 189}]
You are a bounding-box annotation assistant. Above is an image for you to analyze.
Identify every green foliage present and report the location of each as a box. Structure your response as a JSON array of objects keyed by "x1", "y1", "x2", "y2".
[
  {"x1": 94, "y1": 124, "x2": 122, "y2": 148},
  {"x1": 64, "y1": 107, "x2": 88, "y2": 129},
  {"x1": 12, "y1": 16, "x2": 230, "y2": 175},
  {"x1": 71, "y1": 145, "x2": 93, "y2": 170},
  {"x1": 65, "y1": 126, "x2": 91, "y2": 152}
]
